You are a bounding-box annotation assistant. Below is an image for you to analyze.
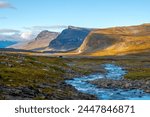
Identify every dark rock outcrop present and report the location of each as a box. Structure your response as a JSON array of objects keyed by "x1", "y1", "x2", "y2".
[{"x1": 49, "y1": 26, "x2": 91, "y2": 51}]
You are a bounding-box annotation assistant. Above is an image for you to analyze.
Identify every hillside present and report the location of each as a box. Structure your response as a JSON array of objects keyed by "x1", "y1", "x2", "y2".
[
  {"x1": 9, "y1": 31, "x2": 59, "y2": 51},
  {"x1": 77, "y1": 24, "x2": 150, "y2": 56},
  {"x1": 49, "y1": 26, "x2": 91, "y2": 51}
]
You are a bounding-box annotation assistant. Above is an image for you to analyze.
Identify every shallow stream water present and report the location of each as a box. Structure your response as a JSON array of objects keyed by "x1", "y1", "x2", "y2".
[{"x1": 66, "y1": 64, "x2": 150, "y2": 100}]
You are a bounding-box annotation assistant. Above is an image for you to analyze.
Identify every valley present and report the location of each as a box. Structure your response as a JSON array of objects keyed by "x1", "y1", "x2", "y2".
[
  {"x1": 0, "y1": 23, "x2": 150, "y2": 100},
  {"x1": 0, "y1": 50, "x2": 150, "y2": 99}
]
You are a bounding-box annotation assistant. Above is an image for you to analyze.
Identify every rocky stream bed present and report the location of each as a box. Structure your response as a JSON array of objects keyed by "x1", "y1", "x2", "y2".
[{"x1": 66, "y1": 64, "x2": 150, "y2": 100}]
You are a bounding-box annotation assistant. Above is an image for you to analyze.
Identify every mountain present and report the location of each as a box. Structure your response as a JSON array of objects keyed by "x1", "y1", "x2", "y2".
[
  {"x1": 76, "y1": 23, "x2": 150, "y2": 56},
  {"x1": 48, "y1": 26, "x2": 91, "y2": 51},
  {"x1": 0, "y1": 40, "x2": 17, "y2": 48},
  {"x1": 9, "y1": 30, "x2": 59, "y2": 51}
]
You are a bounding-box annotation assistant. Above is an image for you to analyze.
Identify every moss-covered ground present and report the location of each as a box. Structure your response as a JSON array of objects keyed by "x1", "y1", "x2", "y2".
[{"x1": 0, "y1": 51, "x2": 150, "y2": 99}]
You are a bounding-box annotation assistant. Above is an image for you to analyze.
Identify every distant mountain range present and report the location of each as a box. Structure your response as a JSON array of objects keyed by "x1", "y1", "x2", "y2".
[
  {"x1": 9, "y1": 30, "x2": 59, "y2": 51},
  {"x1": 9, "y1": 26, "x2": 91, "y2": 52},
  {"x1": 0, "y1": 40, "x2": 17, "y2": 48},
  {"x1": 5, "y1": 23, "x2": 150, "y2": 56}
]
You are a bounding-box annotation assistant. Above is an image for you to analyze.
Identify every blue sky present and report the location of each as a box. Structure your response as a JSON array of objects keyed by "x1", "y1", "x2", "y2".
[{"x1": 0, "y1": 0, "x2": 150, "y2": 40}]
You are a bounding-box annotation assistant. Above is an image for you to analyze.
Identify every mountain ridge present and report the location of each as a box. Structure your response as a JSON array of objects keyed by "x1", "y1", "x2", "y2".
[
  {"x1": 75, "y1": 23, "x2": 150, "y2": 56},
  {"x1": 9, "y1": 30, "x2": 59, "y2": 51}
]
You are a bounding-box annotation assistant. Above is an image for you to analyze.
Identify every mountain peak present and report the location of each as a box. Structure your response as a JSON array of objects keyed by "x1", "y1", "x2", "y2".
[
  {"x1": 49, "y1": 26, "x2": 91, "y2": 51},
  {"x1": 10, "y1": 30, "x2": 59, "y2": 51},
  {"x1": 68, "y1": 26, "x2": 80, "y2": 30},
  {"x1": 35, "y1": 30, "x2": 58, "y2": 40}
]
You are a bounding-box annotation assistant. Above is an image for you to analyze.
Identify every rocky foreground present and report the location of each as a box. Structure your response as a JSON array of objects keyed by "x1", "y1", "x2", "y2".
[
  {"x1": 0, "y1": 51, "x2": 150, "y2": 100},
  {"x1": 0, "y1": 82, "x2": 96, "y2": 100},
  {"x1": 90, "y1": 78, "x2": 150, "y2": 93},
  {"x1": 0, "y1": 52, "x2": 99, "y2": 100}
]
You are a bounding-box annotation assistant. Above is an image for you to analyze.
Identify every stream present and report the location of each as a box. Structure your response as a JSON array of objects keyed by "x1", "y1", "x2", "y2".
[{"x1": 66, "y1": 64, "x2": 150, "y2": 100}]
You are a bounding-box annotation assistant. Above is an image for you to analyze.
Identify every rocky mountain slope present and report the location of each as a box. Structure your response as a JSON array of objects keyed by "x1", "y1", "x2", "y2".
[
  {"x1": 77, "y1": 24, "x2": 150, "y2": 56},
  {"x1": 9, "y1": 30, "x2": 59, "y2": 51},
  {"x1": 49, "y1": 26, "x2": 91, "y2": 51}
]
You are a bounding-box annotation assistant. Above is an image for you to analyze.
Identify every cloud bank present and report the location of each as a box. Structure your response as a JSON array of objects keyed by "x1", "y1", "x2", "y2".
[
  {"x1": 0, "y1": 25, "x2": 68, "y2": 41},
  {"x1": 20, "y1": 31, "x2": 35, "y2": 40},
  {"x1": 0, "y1": 30, "x2": 37, "y2": 41},
  {"x1": 0, "y1": 29, "x2": 19, "y2": 34},
  {"x1": 0, "y1": 1, "x2": 15, "y2": 9}
]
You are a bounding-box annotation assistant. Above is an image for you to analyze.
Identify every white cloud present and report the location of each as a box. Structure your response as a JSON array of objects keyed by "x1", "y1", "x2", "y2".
[
  {"x1": 0, "y1": 34, "x2": 21, "y2": 41},
  {"x1": 23, "y1": 25, "x2": 67, "y2": 32},
  {"x1": 0, "y1": 25, "x2": 67, "y2": 41},
  {"x1": 0, "y1": 30, "x2": 36, "y2": 41},
  {"x1": 0, "y1": 1, "x2": 15, "y2": 9},
  {"x1": 20, "y1": 31, "x2": 34, "y2": 40},
  {"x1": 0, "y1": 29, "x2": 19, "y2": 34}
]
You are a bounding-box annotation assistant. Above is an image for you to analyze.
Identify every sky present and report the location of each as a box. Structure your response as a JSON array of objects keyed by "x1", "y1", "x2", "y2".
[{"x1": 0, "y1": 0, "x2": 150, "y2": 41}]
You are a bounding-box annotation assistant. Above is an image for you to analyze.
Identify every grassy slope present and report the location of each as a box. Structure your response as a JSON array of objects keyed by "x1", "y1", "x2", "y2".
[
  {"x1": 77, "y1": 24, "x2": 150, "y2": 56},
  {"x1": 116, "y1": 52, "x2": 150, "y2": 80}
]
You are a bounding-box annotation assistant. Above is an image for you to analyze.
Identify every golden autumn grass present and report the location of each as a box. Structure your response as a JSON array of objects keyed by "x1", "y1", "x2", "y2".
[{"x1": 76, "y1": 24, "x2": 150, "y2": 56}]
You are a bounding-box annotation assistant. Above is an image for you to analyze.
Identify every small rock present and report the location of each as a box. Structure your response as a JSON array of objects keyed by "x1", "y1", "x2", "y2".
[
  {"x1": 16, "y1": 60, "x2": 23, "y2": 63},
  {"x1": 125, "y1": 83, "x2": 132, "y2": 88},
  {"x1": 10, "y1": 90, "x2": 21, "y2": 96},
  {"x1": 22, "y1": 87, "x2": 35, "y2": 96},
  {"x1": 7, "y1": 63, "x2": 13, "y2": 67},
  {"x1": 9, "y1": 80, "x2": 13, "y2": 82},
  {"x1": 145, "y1": 89, "x2": 150, "y2": 93},
  {"x1": 58, "y1": 56, "x2": 63, "y2": 58},
  {"x1": 42, "y1": 68, "x2": 49, "y2": 71},
  {"x1": 146, "y1": 81, "x2": 150, "y2": 85}
]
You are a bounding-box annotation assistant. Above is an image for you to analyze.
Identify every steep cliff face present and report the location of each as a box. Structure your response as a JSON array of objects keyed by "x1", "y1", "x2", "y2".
[
  {"x1": 77, "y1": 24, "x2": 150, "y2": 56},
  {"x1": 49, "y1": 26, "x2": 91, "y2": 51}
]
